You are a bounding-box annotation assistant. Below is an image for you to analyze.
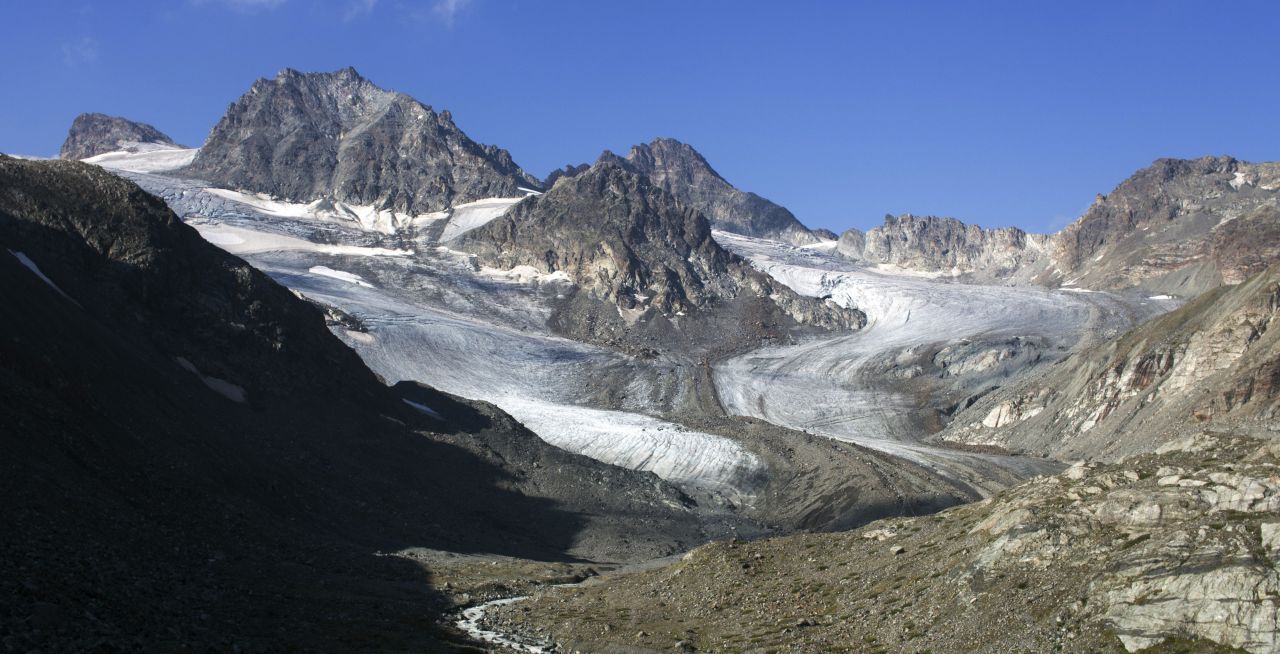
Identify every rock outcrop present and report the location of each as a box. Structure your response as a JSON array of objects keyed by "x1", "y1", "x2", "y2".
[
  {"x1": 457, "y1": 160, "x2": 862, "y2": 352},
  {"x1": 620, "y1": 138, "x2": 820, "y2": 245},
  {"x1": 835, "y1": 157, "x2": 1280, "y2": 296},
  {"x1": 58, "y1": 112, "x2": 182, "y2": 160},
  {"x1": 942, "y1": 262, "x2": 1280, "y2": 461},
  {"x1": 837, "y1": 213, "x2": 1051, "y2": 278},
  {"x1": 1052, "y1": 156, "x2": 1280, "y2": 294},
  {"x1": 488, "y1": 431, "x2": 1280, "y2": 653},
  {"x1": 181, "y1": 67, "x2": 539, "y2": 215},
  {"x1": 550, "y1": 138, "x2": 820, "y2": 245}
]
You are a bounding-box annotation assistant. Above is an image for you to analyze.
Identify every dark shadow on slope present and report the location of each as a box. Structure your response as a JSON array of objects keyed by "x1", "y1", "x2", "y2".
[{"x1": 0, "y1": 157, "x2": 698, "y2": 651}]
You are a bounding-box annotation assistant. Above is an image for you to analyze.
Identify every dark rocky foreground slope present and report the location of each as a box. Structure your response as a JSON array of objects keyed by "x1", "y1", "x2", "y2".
[
  {"x1": 182, "y1": 67, "x2": 539, "y2": 214},
  {"x1": 58, "y1": 112, "x2": 182, "y2": 160},
  {"x1": 458, "y1": 160, "x2": 863, "y2": 354},
  {"x1": 0, "y1": 156, "x2": 709, "y2": 651},
  {"x1": 493, "y1": 431, "x2": 1279, "y2": 653},
  {"x1": 837, "y1": 156, "x2": 1280, "y2": 296}
]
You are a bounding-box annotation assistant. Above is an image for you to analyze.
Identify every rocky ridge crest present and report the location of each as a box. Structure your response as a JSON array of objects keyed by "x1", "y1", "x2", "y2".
[{"x1": 181, "y1": 67, "x2": 539, "y2": 215}]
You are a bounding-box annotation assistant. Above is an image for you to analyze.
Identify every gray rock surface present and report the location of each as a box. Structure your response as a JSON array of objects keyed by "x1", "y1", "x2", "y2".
[
  {"x1": 181, "y1": 67, "x2": 539, "y2": 214},
  {"x1": 58, "y1": 112, "x2": 181, "y2": 160},
  {"x1": 457, "y1": 160, "x2": 862, "y2": 353},
  {"x1": 835, "y1": 157, "x2": 1280, "y2": 297},
  {"x1": 838, "y1": 213, "x2": 1051, "y2": 279},
  {"x1": 940, "y1": 262, "x2": 1280, "y2": 462}
]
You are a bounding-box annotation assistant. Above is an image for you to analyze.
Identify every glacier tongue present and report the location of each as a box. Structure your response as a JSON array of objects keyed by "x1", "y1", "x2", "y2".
[{"x1": 711, "y1": 230, "x2": 1138, "y2": 485}]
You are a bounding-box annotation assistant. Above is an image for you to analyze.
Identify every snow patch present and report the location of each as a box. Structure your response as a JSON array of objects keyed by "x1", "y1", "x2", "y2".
[
  {"x1": 83, "y1": 146, "x2": 198, "y2": 173},
  {"x1": 9, "y1": 250, "x2": 77, "y2": 304},
  {"x1": 439, "y1": 197, "x2": 525, "y2": 241},
  {"x1": 402, "y1": 398, "x2": 443, "y2": 420},
  {"x1": 308, "y1": 266, "x2": 373, "y2": 287},
  {"x1": 175, "y1": 357, "x2": 247, "y2": 403}
]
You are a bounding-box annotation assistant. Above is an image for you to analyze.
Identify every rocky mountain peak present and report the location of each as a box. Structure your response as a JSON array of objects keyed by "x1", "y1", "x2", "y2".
[
  {"x1": 181, "y1": 68, "x2": 539, "y2": 215},
  {"x1": 619, "y1": 137, "x2": 820, "y2": 245},
  {"x1": 458, "y1": 159, "x2": 862, "y2": 352},
  {"x1": 59, "y1": 113, "x2": 183, "y2": 160}
]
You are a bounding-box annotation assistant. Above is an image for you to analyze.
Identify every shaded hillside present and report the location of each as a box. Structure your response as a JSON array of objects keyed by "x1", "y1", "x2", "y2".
[
  {"x1": 0, "y1": 156, "x2": 707, "y2": 651},
  {"x1": 182, "y1": 67, "x2": 539, "y2": 214}
]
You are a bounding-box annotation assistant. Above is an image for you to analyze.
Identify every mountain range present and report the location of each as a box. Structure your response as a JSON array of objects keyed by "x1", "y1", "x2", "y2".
[{"x1": 9, "y1": 66, "x2": 1280, "y2": 652}]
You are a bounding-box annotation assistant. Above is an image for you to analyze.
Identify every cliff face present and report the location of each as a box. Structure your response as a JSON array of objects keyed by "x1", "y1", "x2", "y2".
[
  {"x1": 1052, "y1": 156, "x2": 1280, "y2": 293},
  {"x1": 459, "y1": 161, "x2": 862, "y2": 351},
  {"x1": 181, "y1": 67, "x2": 539, "y2": 215},
  {"x1": 59, "y1": 112, "x2": 182, "y2": 160},
  {"x1": 547, "y1": 138, "x2": 821, "y2": 246},
  {"x1": 838, "y1": 213, "x2": 1050, "y2": 277},
  {"x1": 941, "y1": 262, "x2": 1280, "y2": 461},
  {"x1": 836, "y1": 157, "x2": 1280, "y2": 295}
]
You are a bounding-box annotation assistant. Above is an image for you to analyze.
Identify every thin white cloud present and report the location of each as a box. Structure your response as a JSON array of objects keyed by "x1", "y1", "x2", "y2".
[
  {"x1": 191, "y1": 0, "x2": 287, "y2": 12},
  {"x1": 344, "y1": 0, "x2": 378, "y2": 21},
  {"x1": 61, "y1": 37, "x2": 99, "y2": 66},
  {"x1": 432, "y1": 0, "x2": 471, "y2": 27}
]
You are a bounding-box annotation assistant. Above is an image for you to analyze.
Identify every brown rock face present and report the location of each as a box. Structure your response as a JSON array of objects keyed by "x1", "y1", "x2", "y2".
[
  {"x1": 942, "y1": 262, "x2": 1280, "y2": 461},
  {"x1": 181, "y1": 67, "x2": 539, "y2": 214},
  {"x1": 834, "y1": 156, "x2": 1280, "y2": 296}
]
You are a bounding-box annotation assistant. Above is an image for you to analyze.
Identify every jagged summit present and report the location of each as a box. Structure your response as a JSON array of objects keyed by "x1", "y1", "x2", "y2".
[
  {"x1": 837, "y1": 213, "x2": 1047, "y2": 276},
  {"x1": 181, "y1": 67, "x2": 539, "y2": 214},
  {"x1": 621, "y1": 137, "x2": 821, "y2": 246},
  {"x1": 543, "y1": 137, "x2": 821, "y2": 245},
  {"x1": 59, "y1": 112, "x2": 182, "y2": 160},
  {"x1": 459, "y1": 158, "x2": 861, "y2": 351}
]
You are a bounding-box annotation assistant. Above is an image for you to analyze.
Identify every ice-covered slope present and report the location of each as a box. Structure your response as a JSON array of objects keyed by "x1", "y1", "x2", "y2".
[
  {"x1": 711, "y1": 231, "x2": 1159, "y2": 488},
  {"x1": 111, "y1": 170, "x2": 767, "y2": 503},
  {"x1": 82, "y1": 144, "x2": 198, "y2": 173}
]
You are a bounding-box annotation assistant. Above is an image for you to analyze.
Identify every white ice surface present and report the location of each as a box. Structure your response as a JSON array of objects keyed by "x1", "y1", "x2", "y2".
[
  {"x1": 710, "y1": 230, "x2": 1124, "y2": 481},
  {"x1": 264, "y1": 256, "x2": 765, "y2": 500},
  {"x1": 83, "y1": 146, "x2": 198, "y2": 173},
  {"x1": 191, "y1": 223, "x2": 413, "y2": 257},
  {"x1": 438, "y1": 197, "x2": 525, "y2": 241},
  {"x1": 308, "y1": 266, "x2": 373, "y2": 287}
]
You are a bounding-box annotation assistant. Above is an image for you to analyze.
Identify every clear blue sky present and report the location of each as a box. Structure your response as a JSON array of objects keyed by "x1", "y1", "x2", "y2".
[{"x1": 2, "y1": 1, "x2": 1277, "y2": 233}]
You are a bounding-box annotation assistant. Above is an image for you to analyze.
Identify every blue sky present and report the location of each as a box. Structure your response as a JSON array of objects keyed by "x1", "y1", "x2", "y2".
[{"x1": 1, "y1": 1, "x2": 1277, "y2": 233}]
